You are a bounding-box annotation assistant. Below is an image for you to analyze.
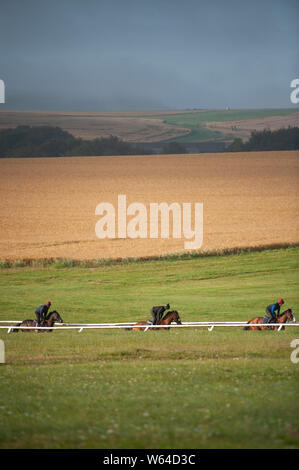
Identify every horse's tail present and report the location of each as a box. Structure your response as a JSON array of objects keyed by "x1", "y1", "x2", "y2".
[
  {"x1": 11, "y1": 323, "x2": 21, "y2": 333},
  {"x1": 125, "y1": 327, "x2": 132, "y2": 331},
  {"x1": 243, "y1": 321, "x2": 250, "y2": 331}
]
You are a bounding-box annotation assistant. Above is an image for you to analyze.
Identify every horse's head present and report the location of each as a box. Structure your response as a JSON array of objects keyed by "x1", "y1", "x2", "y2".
[
  {"x1": 171, "y1": 310, "x2": 182, "y2": 325},
  {"x1": 280, "y1": 309, "x2": 296, "y2": 323},
  {"x1": 286, "y1": 309, "x2": 296, "y2": 323},
  {"x1": 49, "y1": 310, "x2": 63, "y2": 323}
]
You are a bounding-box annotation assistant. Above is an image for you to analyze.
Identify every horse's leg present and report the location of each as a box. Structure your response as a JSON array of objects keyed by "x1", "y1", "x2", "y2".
[
  {"x1": 20, "y1": 320, "x2": 34, "y2": 332},
  {"x1": 11, "y1": 322, "x2": 21, "y2": 333},
  {"x1": 254, "y1": 318, "x2": 263, "y2": 330},
  {"x1": 245, "y1": 318, "x2": 259, "y2": 331},
  {"x1": 272, "y1": 322, "x2": 283, "y2": 331},
  {"x1": 132, "y1": 321, "x2": 147, "y2": 331},
  {"x1": 160, "y1": 321, "x2": 170, "y2": 331},
  {"x1": 28, "y1": 320, "x2": 39, "y2": 333},
  {"x1": 259, "y1": 316, "x2": 273, "y2": 331},
  {"x1": 20, "y1": 320, "x2": 36, "y2": 333},
  {"x1": 32, "y1": 321, "x2": 40, "y2": 333},
  {"x1": 44, "y1": 321, "x2": 53, "y2": 332}
]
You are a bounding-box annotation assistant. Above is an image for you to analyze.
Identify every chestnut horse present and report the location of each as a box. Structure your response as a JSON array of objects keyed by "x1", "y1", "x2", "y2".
[
  {"x1": 128, "y1": 310, "x2": 182, "y2": 331},
  {"x1": 12, "y1": 310, "x2": 63, "y2": 332},
  {"x1": 244, "y1": 308, "x2": 296, "y2": 331}
]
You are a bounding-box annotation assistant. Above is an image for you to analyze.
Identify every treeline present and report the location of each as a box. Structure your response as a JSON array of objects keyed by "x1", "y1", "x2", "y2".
[
  {"x1": 1, "y1": 124, "x2": 298, "y2": 158},
  {"x1": 0, "y1": 125, "x2": 151, "y2": 157},
  {"x1": 227, "y1": 126, "x2": 299, "y2": 152},
  {"x1": 0, "y1": 125, "x2": 189, "y2": 157}
]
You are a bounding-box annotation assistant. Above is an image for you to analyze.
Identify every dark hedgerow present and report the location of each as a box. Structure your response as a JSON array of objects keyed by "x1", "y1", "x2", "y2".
[
  {"x1": 0, "y1": 243, "x2": 297, "y2": 269},
  {"x1": 0, "y1": 125, "x2": 150, "y2": 158},
  {"x1": 227, "y1": 126, "x2": 299, "y2": 152}
]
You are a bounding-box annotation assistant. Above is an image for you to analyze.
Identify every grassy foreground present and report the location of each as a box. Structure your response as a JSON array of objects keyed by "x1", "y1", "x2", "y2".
[{"x1": 0, "y1": 247, "x2": 298, "y2": 449}]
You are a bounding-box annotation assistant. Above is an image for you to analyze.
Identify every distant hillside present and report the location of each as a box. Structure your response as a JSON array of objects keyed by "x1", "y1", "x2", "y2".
[
  {"x1": 0, "y1": 110, "x2": 190, "y2": 143},
  {"x1": 0, "y1": 108, "x2": 298, "y2": 146},
  {"x1": 142, "y1": 108, "x2": 299, "y2": 143}
]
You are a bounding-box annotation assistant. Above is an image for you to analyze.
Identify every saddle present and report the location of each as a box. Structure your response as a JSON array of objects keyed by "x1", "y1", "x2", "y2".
[{"x1": 263, "y1": 315, "x2": 276, "y2": 324}]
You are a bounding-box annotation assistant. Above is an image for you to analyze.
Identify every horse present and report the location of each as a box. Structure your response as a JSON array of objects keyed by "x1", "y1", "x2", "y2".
[
  {"x1": 12, "y1": 310, "x2": 63, "y2": 333},
  {"x1": 128, "y1": 310, "x2": 182, "y2": 331},
  {"x1": 243, "y1": 308, "x2": 296, "y2": 331}
]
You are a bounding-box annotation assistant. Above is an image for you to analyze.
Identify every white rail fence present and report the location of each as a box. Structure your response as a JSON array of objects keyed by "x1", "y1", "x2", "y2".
[{"x1": 0, "y1": 320, "x2": 298, "y2": 333}]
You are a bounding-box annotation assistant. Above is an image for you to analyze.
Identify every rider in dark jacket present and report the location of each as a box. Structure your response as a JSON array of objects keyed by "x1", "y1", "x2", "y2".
[
  {"x1": 263, "y1": 299, "x2": 284, "y2": 324},
  {"x1": 35, "y1": 301, "x2": 51, "y2": 326},
  {"x1": 151, "y1": 304, "x2": 170, "y2": 325}
]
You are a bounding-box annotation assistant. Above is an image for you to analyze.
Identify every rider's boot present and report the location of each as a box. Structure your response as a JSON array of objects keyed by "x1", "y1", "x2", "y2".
[{"x1": 263, "y1": 316, "x2": 271, "y2": 330}]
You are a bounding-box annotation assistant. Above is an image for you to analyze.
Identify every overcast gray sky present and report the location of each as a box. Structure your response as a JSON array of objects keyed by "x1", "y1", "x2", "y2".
[{"x1": 0, "y1": 0, "x2": 298, "y2": 110}]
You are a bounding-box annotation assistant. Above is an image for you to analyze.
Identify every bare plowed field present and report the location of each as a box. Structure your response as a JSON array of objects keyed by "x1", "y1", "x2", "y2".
[
  {"x1": 205, "y1": 112, "x2": 299, "y2": 140},
  {"x1": 0, "y1": 151, "x2": 298, "y2": 260}
]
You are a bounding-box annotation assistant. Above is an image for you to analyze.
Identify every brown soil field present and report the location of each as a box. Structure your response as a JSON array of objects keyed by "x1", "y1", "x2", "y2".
[
  {"x1": 0, "y1": 110, "x2": 190, "y2": 142},
  {"x1": 0, "y1": 151, "x2": 298, "y2": 261},
  {"x1": 205, "y1": 112, "x2": 299, "y2": 141}
]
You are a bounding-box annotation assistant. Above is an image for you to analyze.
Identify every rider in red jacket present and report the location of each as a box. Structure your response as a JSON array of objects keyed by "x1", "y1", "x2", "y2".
[{"x1": 263, "y1": 298, "x2": 284, "y2": 325}]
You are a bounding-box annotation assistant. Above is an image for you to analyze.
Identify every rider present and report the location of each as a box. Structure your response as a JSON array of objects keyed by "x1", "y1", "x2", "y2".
[
  {"x1": 263, "y1": 298, "x2": 284, "y2": 326},
  {"x1": 35, "y1": 301, "x2": 51, "y2": 326},
  {"x1": 151, "y1": 304, "x2": 170, "y2": 325}
]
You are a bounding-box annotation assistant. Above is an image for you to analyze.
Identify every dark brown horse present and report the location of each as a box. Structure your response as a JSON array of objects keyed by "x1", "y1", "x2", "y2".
[
  {"x1": 12, "y1": 310, "x2": 63, "y2": 333},
  {"x1": 129, "y1": 310, "x2": 182, "y2": 331},
  {"x1": 244, "y1": 309, "x2": 296, "y2": 331}
]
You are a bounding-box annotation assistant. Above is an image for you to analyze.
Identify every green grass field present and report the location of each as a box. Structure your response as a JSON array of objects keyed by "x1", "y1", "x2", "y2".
[
  {"x1": 142, "y1": 108, "x2": 299, "y2": 143},
  {"x1": 0, "y1": 247, "x2": 298, "y2": 449}
]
